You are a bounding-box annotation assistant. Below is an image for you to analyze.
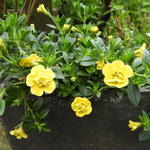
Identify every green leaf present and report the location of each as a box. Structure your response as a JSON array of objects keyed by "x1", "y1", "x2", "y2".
[
  {"x1": 33, "y1": 99, "x2": 43, "y2": 111},
  {"x1": 46, "y1": 24, "x2": 57, "y2": 29},
  {"x1": 139, "y1": 131, "x2": 150, "y2": 141},
  {"x1": 51, "y1": 66, "x2": 64, "y2": 79},
  {"x1": 79, "y1": 85, "x2": 93, "y2": 96},
  {"x1": 40, "y1": 109, "x2": 49, "y2": 119},
  {"x1": 0, "y1": 88, "x2": 6, "y2": 99},
  {"x1": 80, "y1": 56, "x2": 96, "y2": 66},
  {"x1": 90, "y1": 37, "x2": 106, "y2": 50},
  {"x1": 0, "y1": 99, "x2": 5, "y2": 116},
  {"x1": 127, "y1": 82, "x2": 141, "y2": 106},
  {"x1": 0, "y1": 70, "x2": 4, "y2": 78},
  {"x1": 142, "y1": 49, "x2": 150, "y2": 63}
]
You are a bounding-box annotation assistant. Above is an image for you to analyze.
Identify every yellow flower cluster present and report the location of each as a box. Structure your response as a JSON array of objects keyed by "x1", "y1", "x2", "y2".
[
  {"x1": 134, "y1": 43, "x2": 146, "y2": 59},
  {"x1": 96, "y1": 61, "x2": 105, "y2": 70},
  {"x1": 71, "y1": 97, "x2": 92, "y2": 117},
  {"x1": 26, "y1": 65, "x2": 56, "y2": 96},
  {"x1": 37, "y1": 4, "x2": 49, "y2": 15},
  {"x1": 128, "y1": 120, "x2": 142, "y2": 131},
  {"x1": 90, "y1": 26, "x2": 99, "y2": 33},
  {"x1": 19, "y1": 54, "x2": 42, "y2": 67},
  {"x1": 10, "y1": 126, "x2": 28, "y2": 139},
  {"x1": 102, "y1": 60, "x2": 133, "y2": 88}
]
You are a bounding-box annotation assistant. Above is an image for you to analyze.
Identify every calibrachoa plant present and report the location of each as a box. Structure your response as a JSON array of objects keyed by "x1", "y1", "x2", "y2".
[{"x1": 0, "y1": 3, "x2": 150, "y2": 140}]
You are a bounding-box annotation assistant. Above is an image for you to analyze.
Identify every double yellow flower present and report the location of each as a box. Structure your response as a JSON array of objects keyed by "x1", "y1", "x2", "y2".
[
  {"x1": 19, "y1": 54, "x2": 42, "y2": 67},
  {"x1": 102, "y1": 60, "x2": 133, "y2": 88},
  {"x1": 71, "y1": 97, "x2": 92, "y2": 117},
  {"x1": 26, "y1": 65, "x2": 56, "y2": 96}
]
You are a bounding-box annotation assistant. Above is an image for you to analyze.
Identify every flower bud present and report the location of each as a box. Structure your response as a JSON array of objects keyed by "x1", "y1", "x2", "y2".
[{"x1": 37, "y1": 4, "x2": 49, "y2": 15}]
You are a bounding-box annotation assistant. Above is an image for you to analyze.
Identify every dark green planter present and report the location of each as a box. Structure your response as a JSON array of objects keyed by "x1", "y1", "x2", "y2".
[{"x1": 2, "y1": 92, "x2": 150, "y2": 150}]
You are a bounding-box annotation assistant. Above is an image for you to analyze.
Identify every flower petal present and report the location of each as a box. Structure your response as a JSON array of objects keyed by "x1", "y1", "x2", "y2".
[
  {"x1": 112, "y1": 60, "x2": 124, "y2": 69},
  {"x1": 102, "y1": 63, "x2": 114, "y2": 76},
  {"x1": 31, "y1": 86, "x2": 44, "y2": 96},
  {"x1": 45, "y1": 68, "x2": 55, "y2": 79},
  {"x1": 124, "y1": 65, "x2": 133, "y2": 78},
  {"x1": 75, "y1": 112, "x2": 85, "y2": 117},
  {"x1": 26, "y1": 74, "x2": 35, "y2": 86},
  {"x1": 104, "y1": 77, "x2": 129, "y2": 88},
  {"x1": 31, "y1": 65, "x2": 44, "y2": 73},
  {"x1": 44, "y1": 80, "x2": 56, "y2": 94}
]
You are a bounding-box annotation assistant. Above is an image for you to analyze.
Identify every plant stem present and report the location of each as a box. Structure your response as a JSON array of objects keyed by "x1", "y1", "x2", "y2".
[
  {"x1": 23, "y1": 98, "x2": 39, "y2": 126},
  {"x1": 134, "y1": 72, "x2": 150, "y2": 78},
  {"x1": 0, "y1": 55, "x2": 12, "y2": 64},
  {"x1": 99, "y1": 86, "x2": 109, "y2": 92},
  {"x1": 47, "y1": 11, "x2": 62, "y2": 34},
  {"x1": 16, "y1": 41, "x2": 26, "y2": 56}
]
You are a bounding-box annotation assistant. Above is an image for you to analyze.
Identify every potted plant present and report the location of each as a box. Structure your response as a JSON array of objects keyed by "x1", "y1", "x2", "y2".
[{"x1": 0, "y1": 1, "x2": 150, "y2": 149}]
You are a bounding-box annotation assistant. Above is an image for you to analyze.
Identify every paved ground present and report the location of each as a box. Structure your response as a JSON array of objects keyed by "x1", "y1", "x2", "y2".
[{"x1": 0, "y1": 119, "x2": 12, "y2": 150}]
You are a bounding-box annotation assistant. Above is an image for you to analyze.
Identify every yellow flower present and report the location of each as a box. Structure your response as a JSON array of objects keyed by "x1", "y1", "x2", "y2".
[
  {"x1": 19, "y1": 54, "x2": 42, "y2": 67},
  {"x1": 108, "y1": 35, "x2": 113, "y2": 40},
  {"x1": 71, "y1": 97, "x2": 92, "y2": 117},
  {"x1": 128, "y1": 120, "x2": 142, "y2": 131},
  {"x1": 134, "y1": 43, "x2": 146, "y2": 59},
  {"x1": 70, "y1": 77, "x2": 76, "y2": 82},
  {"x1": 37, "y1": 4, "x2": 49, "y2": 15},
  {"x1": 63, "y1": 24, "x2": 78, "y2": 32},
  {"x1": 63, "y1": 24, "x2": 71, "y2": 30},
  {"x1": 90, "y1": 26, "x2": 99, "y2": 33},
  {"x1": 102, "y1": 60, "x2": 133, "y2": 88},
  {"x1": 0, "y1": 38, "x2": 7, "y2": 56},
  {"x1": 96, "y1": 61, "x2": 105, "y2": 70},
  {"x1": 10, "y1": 126, "x2": 28, "y2": 139},
  {"x1": 26, "y1": 65, "x2": 56, "y2": 96},
  {"x1": 0, "y1": 38, "x2": 5, "y2": 49},
  {"x1": 145, "y1": 33, "x2": 150, "y2": 37}
]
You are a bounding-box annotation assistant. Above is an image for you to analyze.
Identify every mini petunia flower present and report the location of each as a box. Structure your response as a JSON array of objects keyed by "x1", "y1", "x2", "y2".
[
  {"x1": 63, "y1": 24, "x2": 78, "y2": 32},
  {"x1": 134, "y1": 43, "x2": 146, "y2": 59},
  {"x1": 37, "y1": 4, "x2": 49, "y2": 15},
  {"x1": 0, "y1": 38, "x2": 7, "y2": 55},
  {"x1": 10, "y1": 126, "x2": 28, "y2": 139},
  {"x1": 102, "y1": 60, "x2": 133, "y2": 88},
  {"x1": 96, "y1": 61, "x2": 105, "y2": 70},
  {"x1": 108, "y1": 35, "x2": 113, "y2": 40},
  {"x1": 128, "y1": 120, "x2": 142, "y2": 131},
  {"x1": 90, "y1": 26, "x2": 99, "y2": 33},
  {"x1": 70, "y1": 77, "x2": 76, "y2": 82},
  {"x1": 63, "y1": 24, "x2": 71, "y2": 30},
  {"x1": 19, "y1": 54, "x2": 42, "y2": 67},
  {"x1": 26, "y1": 65, "x2": 56, "y2": 96},
  {"x1": 71, "y1": 97, "x2": 92, "y2": 117},
  {"x1": 145, "y1": 33, "x2": 150, "y2": 37},
  {"x1": 0, "y1": 38, "x2": 5, "y2": 50}
]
